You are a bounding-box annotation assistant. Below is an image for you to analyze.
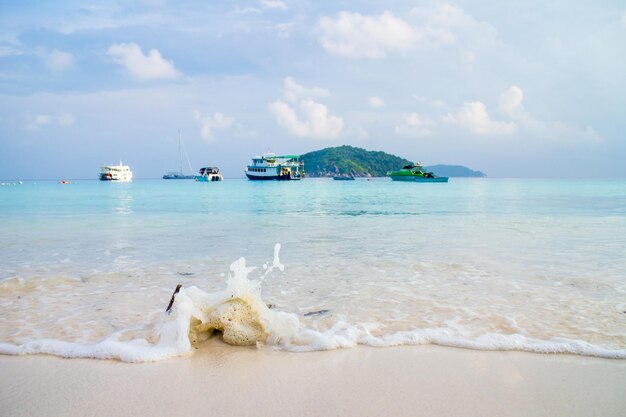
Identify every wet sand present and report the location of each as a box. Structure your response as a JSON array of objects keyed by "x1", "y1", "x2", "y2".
[{"x1": 1, "y1": 340, "x2": 625, "y2": 417}]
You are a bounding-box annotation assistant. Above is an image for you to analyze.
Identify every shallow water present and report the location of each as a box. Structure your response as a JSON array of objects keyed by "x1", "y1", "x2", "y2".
[{"x1": 1, "y1": 178, "x2": 625, "y2": 361}]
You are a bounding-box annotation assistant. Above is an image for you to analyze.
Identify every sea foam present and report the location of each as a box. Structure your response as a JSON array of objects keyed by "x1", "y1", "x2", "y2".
[{"x1": 1, "y1": 244, "x2": 625, "y2": 362}]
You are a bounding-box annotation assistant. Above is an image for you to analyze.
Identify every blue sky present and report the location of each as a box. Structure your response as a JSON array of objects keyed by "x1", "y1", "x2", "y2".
[{"x1": 1, "y1": 0, "x2": 625, "y2": 179}]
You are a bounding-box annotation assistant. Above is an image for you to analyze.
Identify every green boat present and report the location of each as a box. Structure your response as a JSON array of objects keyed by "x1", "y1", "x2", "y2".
[{"x1": 387, "y1": 163, "x2": 449, "y2": 183}]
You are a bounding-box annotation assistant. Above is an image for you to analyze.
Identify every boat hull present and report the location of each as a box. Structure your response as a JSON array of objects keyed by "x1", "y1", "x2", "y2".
[
  {"x1": 388, "y1": 175, "x2": 415, "y2": 182},
  {"x1": 245, "y1": 173, "x2": 301, "y2": 181},
  {"x1": 389, "y1": 175, "x2": 448, "y2": 182},
  {"x1": 195, "y1": 175, "x2": 223, "y2": 182},
  {"x1": 414, "y1": 177, "x2": 448, "y2": 183},
  {"x1": 163, "y1": 174, "x2": 195, "y2": 179},
  {"x1": 99, "y1": 174, "x2": 131, "y2": 182}
]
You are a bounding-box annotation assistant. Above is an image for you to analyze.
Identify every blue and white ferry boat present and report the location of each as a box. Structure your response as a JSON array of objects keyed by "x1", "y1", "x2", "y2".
[{"x1": 245, "y1": 153, "x2": 304, "y2": 181}]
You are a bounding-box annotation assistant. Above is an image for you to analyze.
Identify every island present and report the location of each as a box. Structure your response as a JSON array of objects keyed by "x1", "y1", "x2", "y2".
[{"x1": 300, "y1": 145, "x2": 486, "y2": 177}]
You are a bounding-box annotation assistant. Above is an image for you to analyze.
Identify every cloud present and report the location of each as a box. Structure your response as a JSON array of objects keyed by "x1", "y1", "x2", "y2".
[
  {"x1": 26, "y1": 113, "x2": 75, "y2": 130},
  {"x1": 284, "y1": 77, "x2": 329, "y2": 102},
  {"x1": 269, "y1": 99, "x2": 343, "y2": 139},
  {"x1": 318, "y1": 11, "x2": 417, "y2": 58},
  {"x1": 446, "y1": 102, "x2": 517, "y2": 135},
  {"x1": 444, "y1": 86, "x2": 599, "y2": 142},
  {"x1": 267, "y1": 22, "x2": 295, "y2": 38},
  {"x1": 318, "y1": 4, "x2": 490, "y2": 59},
  {"x1": 35, "y1": 115, "x2": 52, "y2": 125},
  {"x1": 193, "y1": 111, "x2": 234, "y2": 141},
  {"x1": 269, "y1": 78, "x2": 343, "y2": 139},
  {"x1": 395, "y1": 112, "x2": 435, "y2": 136},
  {"x1": 0, "y1": 36, "x2": 24, "y2": 57},
  {"x1": 409, "y1": 3, "x2": 496, "y2": 44},
  {"x1": 368, "y1": 96, "x2": 385, "y2": 108},
  {"x1": 107, "y1": 43, "x2": 179, "y2": 81},
  {"x1": 430, "y1": 99, "x2": 446, "y2": 108},
  {"x1": 260, "y1": 0, "x2": 288, "y2": 10},
  {"x1": 499, "y1": 85, "x2": 524, "y2": 117},
  {"x1": 497, "y1": 86, "x2": 600, "y2": 143},
  {"x1": 41, "y1": 49, "x2": 75, "y2": 71}
]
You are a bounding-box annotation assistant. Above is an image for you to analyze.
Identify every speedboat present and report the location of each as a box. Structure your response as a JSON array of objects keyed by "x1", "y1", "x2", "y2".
[
  {"x1": 195, "y1": 167, "x2": 223, "y2": 182},
  {"x1": 387, "y1": 162, "x2": 448, "y2": 182}
]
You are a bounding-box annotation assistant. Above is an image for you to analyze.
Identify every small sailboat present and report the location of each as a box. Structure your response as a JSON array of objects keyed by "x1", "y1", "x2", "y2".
[{"x1": 163, "y1": 131, "x2": 195, "y2": 179}]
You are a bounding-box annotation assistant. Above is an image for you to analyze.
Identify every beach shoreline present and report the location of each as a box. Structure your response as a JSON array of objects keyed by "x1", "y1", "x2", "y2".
[{"x1": 1, "y1": 341, "x2": 624, "y2": 417}]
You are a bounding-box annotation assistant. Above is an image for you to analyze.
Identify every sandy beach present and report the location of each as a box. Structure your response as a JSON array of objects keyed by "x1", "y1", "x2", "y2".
[{"x1": 1, "y1": 341, "x2": 624, "y2": 417}]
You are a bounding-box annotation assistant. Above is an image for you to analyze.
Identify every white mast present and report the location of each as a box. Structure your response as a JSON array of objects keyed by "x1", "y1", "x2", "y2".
[{"x1": 178, "y1": 130, "x2": 183, "y2": 175}]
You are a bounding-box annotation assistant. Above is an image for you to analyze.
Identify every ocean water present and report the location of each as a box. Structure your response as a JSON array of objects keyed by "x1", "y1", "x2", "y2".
[{"x1": 0, "y1": 178, "x2": 625, "y2": 361}]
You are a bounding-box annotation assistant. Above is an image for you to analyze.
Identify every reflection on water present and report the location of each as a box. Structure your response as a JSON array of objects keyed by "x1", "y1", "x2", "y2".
[{"x1": 111, "y1": 184, "x2": 134, "y2": 215}]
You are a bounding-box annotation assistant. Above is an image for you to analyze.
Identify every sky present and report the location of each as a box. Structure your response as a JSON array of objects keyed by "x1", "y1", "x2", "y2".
[{"x1": 0, "y1": 0, "x2": 625, "y2": 179}]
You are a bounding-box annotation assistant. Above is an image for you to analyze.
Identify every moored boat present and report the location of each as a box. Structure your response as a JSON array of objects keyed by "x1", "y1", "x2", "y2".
[
  {"x1": 387, "y1": 162, "x2": 448, "y2": 183},
  {"x1": 99, "y1": 162, "x2": 133, "y2": 182},
  {"x1": 163, "y1": 131, "x2": 195, "y2": 179},
  {"x1": 333, "y1": 174, "x2": 355, "y2": 181},
  {"x1": 195, "y1": 167, "x2": 223, "y2": 182},
  {"x1": 245, "y1": 153, "x2": 304, "y2": 181},
  {"x1": 163, "y1": 172, "x2": 195, "y2": 179}
]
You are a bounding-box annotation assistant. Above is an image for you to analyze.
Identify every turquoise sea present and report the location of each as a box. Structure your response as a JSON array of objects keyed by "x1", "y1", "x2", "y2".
[{"x1": 1, "y1": 178, "x2": 625, "y2": 361}]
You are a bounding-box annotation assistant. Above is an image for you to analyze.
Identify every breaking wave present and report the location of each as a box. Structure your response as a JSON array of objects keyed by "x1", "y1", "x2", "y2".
[{"x1": 1, "y1": 244, "x2": 625, "y2": 362}]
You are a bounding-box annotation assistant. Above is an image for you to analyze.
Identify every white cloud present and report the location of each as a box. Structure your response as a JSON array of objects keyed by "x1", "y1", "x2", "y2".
[
  {"x1": 269, "y1": 99, "x2": 343, "y2": 139},
  {"x1": 444, "y1": 86, "x2": 600, "y2": 143},
  {"x1": 318, "y1": 4, "x2": 491, "y2": 59},
  {"x1": 318, "y1": 11, "x2": 417, "y2": 58},
  {"x1": 430, "y1": 99, "x2": 446, "y2": 108},
  {"x1": 368, "y1": 96, "x2": 385, "y2": 108},
  {"x1": 35, "y1": 115, "x2": 52, "y2": 125},
  {"x1": 44, "y1": 49, "x2": 75, "y2": 71},
  {"x1": 270, "y1": 78, "x2": 343, "y2": 139},
  {"x1": 409, "y1": 3, "x2": 496, "y2": 43},
  {"x1": 193, "y1": 111, "x2": 234, "y2": 141},
  {"x1": 0, "y1": 36, "x2": 24, "y2": 57},
  {"x1": 107, "y1": 43, "x2": 178, "y2": 81},
  {"x1": 26, "y1": 113, "x2": 75, "y2": 130},
  {"x1": 284, "y1": 77, "x2": 329, "y2": 102},
  {"x1": 622, "y1": 11, "x2": 626, "y2": 26},
  {"x1": 267, "y1": 22, "x2": 295, "y2": 38},
  {"x1": 447, "y1": 102, "x2": 517, "y2": 135},
  {"x1": 260, "y1": 0, "x2": 287, "y2": 10},
  {"x1": 395, "y1": 112, "x2": 435, "y2": 136},
  {"x1": 499, "y1": 85, "x2": 524, "y2": 117},
  {"x1": 497, "y1": 86, "x2": 600, "y2": 143}
]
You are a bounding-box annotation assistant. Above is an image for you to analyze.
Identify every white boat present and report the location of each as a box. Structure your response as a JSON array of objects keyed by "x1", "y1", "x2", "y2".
[
  {"x1": 195, "y1": 166, "x2": 223, "y2": 182},
  {"x1": 245, "y1": 153, "x2": 304, "y2": 181},
  {"x1": 99, "y1": 161, "x2": 133, "y2": 182}
]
